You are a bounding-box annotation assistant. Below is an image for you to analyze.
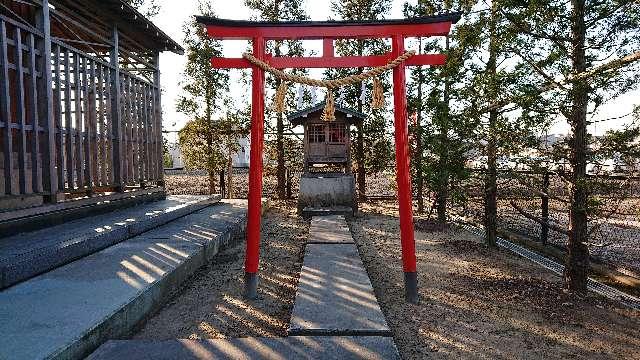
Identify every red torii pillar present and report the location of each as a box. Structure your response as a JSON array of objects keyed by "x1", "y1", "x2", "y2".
[{"x1": 197, "y1": 14, "x2": 460, "y2": 303}]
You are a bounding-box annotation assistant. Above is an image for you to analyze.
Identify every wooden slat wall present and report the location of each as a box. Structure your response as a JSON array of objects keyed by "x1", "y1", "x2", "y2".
[
  {"x1": 52, "y1": 47, "x2": 161, "y2": 194},
  {"x1": 0, "y1": 14, "x2": 163, "y2": 200},
  {"x1": 0, "y1": 19, "x2": 14, "y2": 195},
  {"x1": 0, "y1": 17, "x2": 47, "y2": 196}
]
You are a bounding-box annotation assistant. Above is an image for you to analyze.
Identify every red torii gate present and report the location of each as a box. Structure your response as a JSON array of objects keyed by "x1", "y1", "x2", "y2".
[{"x1": 196, "y1": 14, "x2": 460, "y2": 303}]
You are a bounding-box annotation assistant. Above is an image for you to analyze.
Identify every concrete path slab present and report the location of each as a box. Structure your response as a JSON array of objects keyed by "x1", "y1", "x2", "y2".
[
  {"x1": 88, "y1": 337, "x2": 400, "y2": 360},
  {"x1": 302, "y1": 206, "x2": 353, "y2": 217},
  {"x1": 288, "y1": 243, "x2": 390, "y2": 336},
  {"x1": 0, "y1": 195, "x2": 219, "y2": 289},
  {"x1": 308, "y1": 215, "x2": 353, "y2": 244},
  {"x1": 0, "y1": 199, "x2": 261, "y2": 360}
]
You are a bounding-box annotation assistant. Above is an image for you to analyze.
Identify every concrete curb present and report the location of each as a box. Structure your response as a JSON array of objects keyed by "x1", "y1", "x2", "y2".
[
  {"x1": 88, "y1": 337, "x2": 400, "y2": 360},
  {"x1": 54, "y1": 203, "x2": 252, "y2": 360}
]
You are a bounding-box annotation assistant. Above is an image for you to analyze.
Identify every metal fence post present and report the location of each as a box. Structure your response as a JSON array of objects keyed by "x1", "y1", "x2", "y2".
[{"x1": 541, "y1": 171, "x2": 550, "y2": 245}]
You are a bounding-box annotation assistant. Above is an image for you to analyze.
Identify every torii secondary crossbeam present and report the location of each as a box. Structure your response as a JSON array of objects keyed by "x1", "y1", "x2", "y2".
[{"x1": 197, "y1": 14, "x2": 461, "y2": 303}]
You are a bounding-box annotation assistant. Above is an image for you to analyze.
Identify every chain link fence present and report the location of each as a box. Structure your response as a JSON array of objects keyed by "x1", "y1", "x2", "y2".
[
  {"x1": 164, "y1": 166, "x2": 640, "y2": 277},
  {"x1": 451, "y1": 169, "x2": 640, "y2": 279}
]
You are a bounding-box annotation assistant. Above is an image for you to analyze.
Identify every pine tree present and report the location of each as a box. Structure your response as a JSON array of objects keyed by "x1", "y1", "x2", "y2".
[
  {"x1": 498, "y1": 0, "x2": 640, "y2": 291},
  {"x1": 125, "y1": 0, "x2": 160, "y2": 18},
  {"x1": 328, "y1": 0, "x2": 394, "y2": 199},
  {"x1": 456, "y1": 1, "x2": 552, "y2": 247},
  {"x1": 176, "y1": 1, "x2": 231, "y2": 194},
  {"x1": 245, "y1": 0, "x2": 308, "y2": 199},
  {"x1": 405, "y1": 0, "x2": 477, "y2": 223}
]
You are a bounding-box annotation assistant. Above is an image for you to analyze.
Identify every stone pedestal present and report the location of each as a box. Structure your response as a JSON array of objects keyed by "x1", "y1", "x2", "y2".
[{"x1": 298, "y1": 173, "x2": 357, "y2": 216}]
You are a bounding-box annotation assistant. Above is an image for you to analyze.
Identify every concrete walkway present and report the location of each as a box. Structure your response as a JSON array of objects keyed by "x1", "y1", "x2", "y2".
[
  {"x1": 289, "y1": 215, "x2": 393, "y2": 337},
  {"x1": 87, "y1": 214, "x2": 399, "y2": 360},
  {"x1": 0, "y1": 200, "x2": 256, "y2": 360},
  {"x1": 0, "y1": 195, "x2": 218, "y2": 289}
]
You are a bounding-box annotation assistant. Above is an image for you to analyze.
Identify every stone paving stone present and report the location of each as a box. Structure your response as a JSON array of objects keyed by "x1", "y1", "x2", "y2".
[
  {"x1": 288, "y1": 243, "x2": 391, "y2": 336},
  {"x1": 0, "y1": 200, "x2": 256, "y2": 360},
  {"x1": 301, "y1": 206, "x2": 354, "y2": 217},
  {"x1": 308, "y1": 215, "x2": 353, "y2": 244},
  {"x1": 88, "y1": 337, "x2": 400, "y2": 360}
]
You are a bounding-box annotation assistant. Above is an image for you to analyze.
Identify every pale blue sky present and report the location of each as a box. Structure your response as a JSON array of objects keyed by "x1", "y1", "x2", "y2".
[{"x1": 151, "y1": 1, "x2": 638, "y2": 141}]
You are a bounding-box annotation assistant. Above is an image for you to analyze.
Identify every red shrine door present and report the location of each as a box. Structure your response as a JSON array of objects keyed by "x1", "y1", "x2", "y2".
[{"x1": 197, "y1": 14, "x2": 460, "y2": 303}]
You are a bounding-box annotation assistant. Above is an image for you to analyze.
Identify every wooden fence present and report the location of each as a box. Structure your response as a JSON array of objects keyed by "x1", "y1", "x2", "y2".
[{"x1": 0, "y1": 14, "x2": 163, "y2": 204}]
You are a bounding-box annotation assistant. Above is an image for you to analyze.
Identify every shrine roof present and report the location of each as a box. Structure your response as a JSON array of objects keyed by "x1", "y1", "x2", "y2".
[{"x1": 288, "y1": 102, "x2": 366, "y2": 126}]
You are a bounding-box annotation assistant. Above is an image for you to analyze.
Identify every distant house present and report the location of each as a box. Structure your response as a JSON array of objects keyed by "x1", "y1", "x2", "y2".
[
  {"x1": 167, "y1": 143, "x2": 184, "y2": 169},
  {"x1": 233, "y1": 137, "x2": 250, "y2": 167},
  {"x1": 166, "y1": 137, "x2": 250, "y2": 170}
]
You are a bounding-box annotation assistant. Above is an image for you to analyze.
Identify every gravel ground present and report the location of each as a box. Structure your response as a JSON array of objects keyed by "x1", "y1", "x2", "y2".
[
  {"x1": 133, "y1": 200, "x2": 308, "y2": 339},
  {"x1": 352, "y1": 201, "x2": 640, "y2": 360}
]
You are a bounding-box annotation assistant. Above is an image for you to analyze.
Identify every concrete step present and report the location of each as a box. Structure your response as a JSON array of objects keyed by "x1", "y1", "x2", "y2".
[
  {"x1": 0, "y1": 187, "x2": 167, "y2": 236},
  {"x1": 88, "y1": 337, "x2": 400, "y2": 360},
  {"x1": 0, "y1": 199, "x2": 263, "y2": 360},
  {"x1": 0, "y1": 195, "x2": 220, "y2": 289},
  {"x1": 288, "y1": 243, "x2": 391, "y2": 336}
]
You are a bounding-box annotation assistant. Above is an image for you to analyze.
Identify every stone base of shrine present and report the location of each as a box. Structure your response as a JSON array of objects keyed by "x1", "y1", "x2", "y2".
[{"x1": 297, "y1": 173, "x2": 357, "y2": 216}]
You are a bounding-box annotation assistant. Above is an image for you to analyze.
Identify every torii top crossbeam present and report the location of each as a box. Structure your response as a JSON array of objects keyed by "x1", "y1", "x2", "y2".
[
  {"x1": 197, "y1": 15, "x2": 461, "y2": 69},
  {"x1": 197, "y1": 14, "x2": 460, "y2": 303}
]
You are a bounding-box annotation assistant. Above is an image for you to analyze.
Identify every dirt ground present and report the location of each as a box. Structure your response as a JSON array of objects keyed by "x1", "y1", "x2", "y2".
[
  {"x1": 352, "y1": 201, "x2": 640, "y2": 360},
  {"x1": 133, "y1": 199, "x2": 639, "y2": 359},
  {"x1": 134, "y1": 200, "x2": 308, "y2": 339}
]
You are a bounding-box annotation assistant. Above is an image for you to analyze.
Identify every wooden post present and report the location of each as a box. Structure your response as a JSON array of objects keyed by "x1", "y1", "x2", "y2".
[
  {"x1": 110, "y1": 26, "x2": 123, "y2": 191},
  {"x1": 152, "y1": 53, "x2": 163, "y2": 186},
  {"x1": 541, "y1": 171, "x2": 550, "y2": 245},
  {"x1": 52, "y1": 44, "x2": 64, "y2": 191},
  {"x1": 0, "y1": 20, "x2": 13, "y2": 196},
  {"x1": 37, "y1": 0, "x2": 58, "y2": 201},
  {"x1": 15, "y1": 28, "x2": 28, "y2": 195},
  {"x1": 27, "y1": 33, "x2": 41, "y2": 194}
]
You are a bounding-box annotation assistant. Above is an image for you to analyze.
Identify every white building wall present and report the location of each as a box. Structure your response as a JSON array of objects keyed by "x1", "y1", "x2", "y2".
[{"x1": 167, "y1": 137, "x2": 250, "y2": 169}]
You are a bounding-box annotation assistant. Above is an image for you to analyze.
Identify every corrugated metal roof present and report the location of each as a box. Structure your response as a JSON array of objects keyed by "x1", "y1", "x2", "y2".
[{"x1": 51, "y1": 0, "x2": 183, "y2": 55}]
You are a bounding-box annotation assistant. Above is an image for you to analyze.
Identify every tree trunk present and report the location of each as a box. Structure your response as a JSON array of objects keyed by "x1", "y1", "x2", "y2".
[
  {"x1": 205, "y1": 85, "x2": 215, "y2": 195},
  {"x1": 484, "y1": 111, "x2": 498, "y2": 247},
  {"x1": 565, "y1": 0, "x2": 589, "y2": 292},
  {"x1": 484, "y1": 0, "x2": 499, "y2": 247},
  {"x1": 274, "y1": 39, "x2": 286, "y2": 199},
  {"x1": 415, "y1": 38, "x2": 425, "y2": 214},
  {"x1": 356, "y1": 42, "x2": 366, "y2": 200},
  {"x1": 227, "y1": 137, "x2": 234, "y2": 199},
  {"x1": 436, "y1": 35, "x2": 451, "y2": 224},
  {"x1": 276, "y1": 101, "x2": 286, "y2": 199},
  {"x1": 208, "y1": 170, "x2": 216, "y2": 195}
]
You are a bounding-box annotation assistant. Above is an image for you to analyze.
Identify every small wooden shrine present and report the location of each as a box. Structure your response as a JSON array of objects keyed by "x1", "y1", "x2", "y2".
[
  {"x1": 288, "y1": 102, "x2": 364, "y2": 174},
  {"x1": 288, "y1": 102, "x2": 364, "y2": 215}
]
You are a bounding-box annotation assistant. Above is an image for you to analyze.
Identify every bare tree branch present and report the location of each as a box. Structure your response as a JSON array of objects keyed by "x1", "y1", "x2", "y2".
[{"x1": 479, "y1": 50, "x2": 640, "y2": 114}]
